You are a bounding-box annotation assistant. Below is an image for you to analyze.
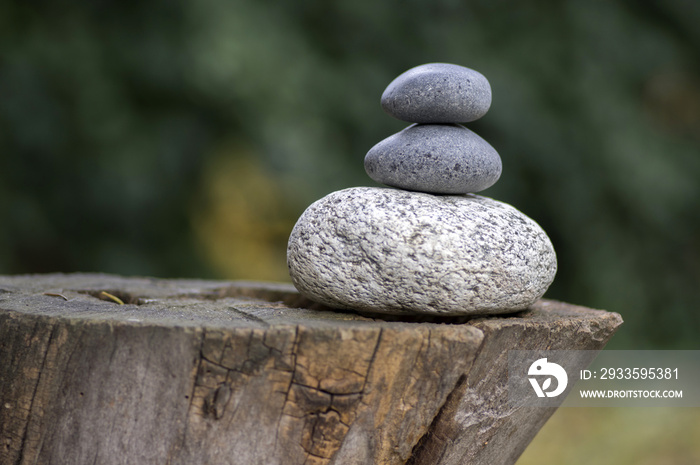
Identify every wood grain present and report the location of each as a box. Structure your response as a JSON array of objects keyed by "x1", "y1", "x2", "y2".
[{"x1": 0, "y1": 274, "x2": 621, "y2": 465}]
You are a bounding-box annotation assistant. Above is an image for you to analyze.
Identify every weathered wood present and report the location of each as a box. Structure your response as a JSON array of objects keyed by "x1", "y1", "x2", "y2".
[{"x1": 0, "y1": 273, "x2": 622, "y2": 465}]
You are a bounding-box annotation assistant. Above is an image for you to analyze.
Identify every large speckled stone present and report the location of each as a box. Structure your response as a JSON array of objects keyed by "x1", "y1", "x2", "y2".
[
  {"x1": 381, "y1": 63, "x2": 492, "y2": 123},
  {"x1": 287, "y1": 187, "x2": 557, "y2": 316},
  {"x1": 364, "y1": 123, "x2": 502, "y2": 194}
]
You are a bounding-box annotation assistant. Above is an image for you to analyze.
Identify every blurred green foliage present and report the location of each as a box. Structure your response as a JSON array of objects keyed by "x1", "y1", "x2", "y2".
[
  {"x1": 521, "y1": 407, "x2": 700, "y2": 464},
  {"x1": 1, "y1": 0, "x2": 699, "y2": 348}
]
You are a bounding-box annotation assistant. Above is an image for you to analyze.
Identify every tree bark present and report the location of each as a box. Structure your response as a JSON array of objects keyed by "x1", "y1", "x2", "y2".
[{"x1": 0, "y1": 273, "x2": 622, "y2": 465}]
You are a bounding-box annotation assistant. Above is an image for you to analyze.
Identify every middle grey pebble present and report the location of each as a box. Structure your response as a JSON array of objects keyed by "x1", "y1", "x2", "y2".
[{"x1": 365, "y1": 123, "x2": 502, "y2": 194}]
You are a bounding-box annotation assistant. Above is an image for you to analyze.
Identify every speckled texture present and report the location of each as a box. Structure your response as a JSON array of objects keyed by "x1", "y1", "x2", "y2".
[
  {"x1": 364, "y1": 124, "x2": 502, "y2": 194},
  {"x1": 381, "y1": 63, "x2": 492, "y2": 123},
  {"x1": 287, "y1": 187, "x2": 557, "y2": 315}
]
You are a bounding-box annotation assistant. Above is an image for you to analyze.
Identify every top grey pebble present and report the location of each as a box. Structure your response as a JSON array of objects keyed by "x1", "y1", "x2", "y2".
[{"x1": 381, "y1": 63, "x2": 492, "y2": 123}]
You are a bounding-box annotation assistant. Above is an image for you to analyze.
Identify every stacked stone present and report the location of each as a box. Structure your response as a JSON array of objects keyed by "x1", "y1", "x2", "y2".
[
  {"x1": 287, "y1": 63, "x2": 557, "y2": 316},
  {"x1": 365, "y1": 63, "x2": 501, "y2": 195}
]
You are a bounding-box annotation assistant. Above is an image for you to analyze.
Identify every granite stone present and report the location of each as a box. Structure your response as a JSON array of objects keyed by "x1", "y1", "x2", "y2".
[
  {"x1": 364, "y1": 123, "x2": 502, "y2": 194},
  {"x1": 287, "y1": 187, "x2": 557, "y2": 316},
  {"x1": 381, "y1": 63, "x2": 492, "y2": 123}
]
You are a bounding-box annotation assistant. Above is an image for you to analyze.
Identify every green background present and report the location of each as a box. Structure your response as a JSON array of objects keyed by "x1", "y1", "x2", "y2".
[
  {"x1": 2, "y1": 1, "x2": 699, "y2": 349},
  {"x1": 2, "y1": 1, "x2": 700, "y2": 462}
]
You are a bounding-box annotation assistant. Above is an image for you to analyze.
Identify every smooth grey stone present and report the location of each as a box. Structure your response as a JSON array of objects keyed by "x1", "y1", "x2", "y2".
[
  {"x1": 381, "y1": 63, "x2": 492, "y2": 123},
  {"x1": 364, "y1": 123, "x2": 502, "y2": 194},
  {"x1": 287, "y1": 187, "x2": 557, "y2": 316}
]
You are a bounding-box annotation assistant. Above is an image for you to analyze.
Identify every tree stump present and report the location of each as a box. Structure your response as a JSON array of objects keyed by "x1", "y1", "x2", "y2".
[{"x1": 0, "y1": 274, "x2": 622, "y2": 465}]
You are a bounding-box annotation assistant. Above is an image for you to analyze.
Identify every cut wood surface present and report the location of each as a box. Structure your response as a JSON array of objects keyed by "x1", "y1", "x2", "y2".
[{"x1": 0, "y1": 274, "x2": 622, "y2": 465}]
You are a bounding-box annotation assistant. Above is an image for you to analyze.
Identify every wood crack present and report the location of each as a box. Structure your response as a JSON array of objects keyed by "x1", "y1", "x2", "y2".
[
  {"x1": 404, "y1": 373, "x2": 468, "y2": 465},
  {"x1": 227, "y1": 307, "x2": 270, "y2": 327},
  {"x1": 17, "y1": 321, "x2": 58, "y2": 464},
  {"x1": 180, "y1": 330, "x2": 205, "y2": 449}
]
